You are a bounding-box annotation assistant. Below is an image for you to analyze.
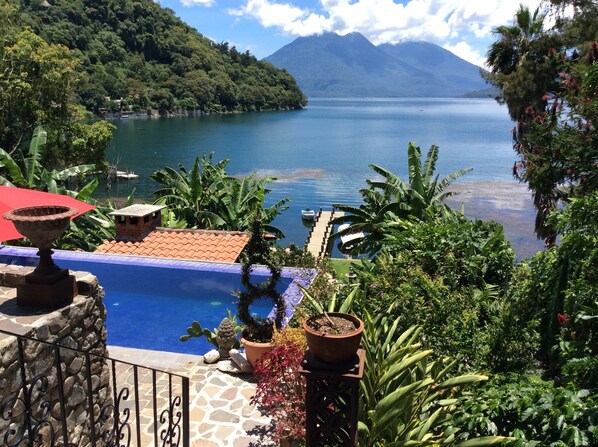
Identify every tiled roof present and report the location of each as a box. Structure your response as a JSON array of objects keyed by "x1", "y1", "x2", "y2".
[{"x1": 95, "y1": 228, "x2": 250, "y2": 263}]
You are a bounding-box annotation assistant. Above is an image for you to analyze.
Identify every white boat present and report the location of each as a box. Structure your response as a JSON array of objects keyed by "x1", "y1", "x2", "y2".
[
  {"x1": 116, "y1": 170, "x2": 139, "y2": 181},
  {"x1": 301, "y1": 208, "x2": 316, "y2": 221},
  {"x1": 338, "y1": 224, "x2": 365, "y2": 248}
]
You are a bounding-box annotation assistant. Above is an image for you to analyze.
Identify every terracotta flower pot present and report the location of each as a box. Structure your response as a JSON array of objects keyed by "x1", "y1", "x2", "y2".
[
  {"x1": 241, "y1": 332, "x2": 273, "y2": 368},
  {"x1": 303, "y1": 312, "x2": 364, "y2": 364}
]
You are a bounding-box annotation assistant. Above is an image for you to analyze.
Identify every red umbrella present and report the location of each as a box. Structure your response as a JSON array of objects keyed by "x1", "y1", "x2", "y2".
[{"x1": 0, "y1": 185, "x2": 96, "y2": 242}]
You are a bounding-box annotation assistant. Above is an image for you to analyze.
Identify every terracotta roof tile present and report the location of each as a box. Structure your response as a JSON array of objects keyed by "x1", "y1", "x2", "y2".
[{"x1": 95, "y1": 228, "x2": 250, "y2": 263}]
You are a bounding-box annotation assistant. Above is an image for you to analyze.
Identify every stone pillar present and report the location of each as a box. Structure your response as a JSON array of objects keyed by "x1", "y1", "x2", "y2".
[
  {"x1": 299, "y1": 349, "x2": 365, "y2": 447},
  {"x1": 0, "y1": 264, "x2": 111, "y2": 447}
]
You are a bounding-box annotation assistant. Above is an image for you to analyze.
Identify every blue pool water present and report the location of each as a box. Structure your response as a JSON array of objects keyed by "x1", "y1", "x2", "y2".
[{"x1": 0, "y1": 246, "x2": 313, "y2": 355}]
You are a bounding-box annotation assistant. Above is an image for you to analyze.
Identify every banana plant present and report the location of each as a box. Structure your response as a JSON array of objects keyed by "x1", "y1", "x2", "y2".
[
  {"x1": 358, "y1": 310, "x2": 512, "y2": 446},
  {"x1": 332, "y1": 143, "x2": 472, "y2": 255},
  {"x1": 0, "y1": 126, "x2": 96, "y2": 192}
]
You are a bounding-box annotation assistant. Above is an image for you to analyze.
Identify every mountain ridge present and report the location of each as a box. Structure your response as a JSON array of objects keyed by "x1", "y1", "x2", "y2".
[{"x1": 265, "y1": 33, "x2": 492, "y2": 98}]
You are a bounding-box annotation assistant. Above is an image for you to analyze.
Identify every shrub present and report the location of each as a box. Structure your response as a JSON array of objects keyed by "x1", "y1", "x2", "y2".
[
  {"x1": 251, "y1": 342, "x2": 306, "y2": 443},
  {"x1": 381, "y1": 217, "x2": 516, "y2": 290},
  {"x1": 351, "y1": 253, "x2": 500, "y2": 369},
  {"x1": 446, "y1": 375, "x2": 598, "y2": 446},
  {"x1": 506, "y1": 194, "x2": 598, "y2": 384}
]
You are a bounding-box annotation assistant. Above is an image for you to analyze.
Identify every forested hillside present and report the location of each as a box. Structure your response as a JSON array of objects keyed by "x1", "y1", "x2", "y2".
[{"x1": 15, "y1": 0, "x2": 307, "y2": 115}]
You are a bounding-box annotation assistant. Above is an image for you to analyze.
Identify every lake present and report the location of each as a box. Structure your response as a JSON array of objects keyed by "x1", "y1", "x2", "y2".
[{"x1": 105, "y1": 98, "x2": 545, "y2": 258}]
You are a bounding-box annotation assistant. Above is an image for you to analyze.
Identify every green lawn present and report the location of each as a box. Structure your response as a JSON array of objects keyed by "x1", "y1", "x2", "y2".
[{"x1": 330, "y1": 258, "x2": 359, "y2": 277}]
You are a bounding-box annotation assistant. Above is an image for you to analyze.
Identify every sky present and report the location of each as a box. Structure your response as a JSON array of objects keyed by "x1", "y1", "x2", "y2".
[{"x1": 156, "y1": 0, "x2": 544, "y2": 68}]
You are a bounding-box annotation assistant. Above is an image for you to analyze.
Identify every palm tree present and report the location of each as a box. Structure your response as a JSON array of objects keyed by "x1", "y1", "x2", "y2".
[
  {"x1": 485, "y1": 5, "x2": 553, "y2": 121},
  {"x1": 486, "y1": 5, "x2": 562, "y2": 245},
  {"x1": 332, "y1": 142, "x2": 471, "y2": 255}
]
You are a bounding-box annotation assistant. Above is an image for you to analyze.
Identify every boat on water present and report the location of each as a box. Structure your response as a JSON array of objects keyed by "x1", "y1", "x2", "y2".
[
  {"x1": 301, "y1": 208, "x2": 316, "y2": 221},
  {"x1": 338, "y1": 224, "x2": 365, "y2": 250},
  {"x1": 116, "y1": 170, "x2": 139, "y2": 181}
]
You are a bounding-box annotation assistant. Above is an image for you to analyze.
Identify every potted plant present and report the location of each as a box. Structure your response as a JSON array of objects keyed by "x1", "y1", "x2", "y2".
[
  {"x1": 238, "y1": 219, "x2": 286, "y2": 367},
  {"x1": 300, "y1": 282, "x2": 364, "y2": 364}
]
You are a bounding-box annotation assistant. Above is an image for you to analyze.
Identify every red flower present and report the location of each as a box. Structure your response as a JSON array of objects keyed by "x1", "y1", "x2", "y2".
[{"x1": 557, "y1": 313, "x2": 569, "y2": 325}]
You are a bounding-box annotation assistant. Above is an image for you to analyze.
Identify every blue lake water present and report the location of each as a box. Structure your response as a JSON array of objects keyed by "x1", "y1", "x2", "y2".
[{"x1": 104, "y1": 98, "x2": 544, "y2": 257}]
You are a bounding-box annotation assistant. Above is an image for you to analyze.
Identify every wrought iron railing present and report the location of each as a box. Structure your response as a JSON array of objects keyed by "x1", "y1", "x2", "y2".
[{"x1": 0, "y1": 328, "x2": 189, "y2": 447}]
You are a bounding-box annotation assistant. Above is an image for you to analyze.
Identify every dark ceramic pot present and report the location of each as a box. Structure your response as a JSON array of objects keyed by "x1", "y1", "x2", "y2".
[{"x1": 303, "y1": 312, "x2": 364, "y2": 364}]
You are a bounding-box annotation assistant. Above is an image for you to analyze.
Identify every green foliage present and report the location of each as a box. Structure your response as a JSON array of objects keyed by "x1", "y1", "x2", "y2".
[
  {"x1": 299, "y1": 282, "x2": 359, "y2": 316},
  {"x1": 15, "y1": 0, "x2": 306, "y2": 115},
  {"x1": 510, "y1": 194, "x2": 598, "y2": 384},
  {"x1": 0, "y1": 27, "x2": 78, "y2": 153},
  {"x1": 351, "y1": 256, "x2": 495, "y2": 369},
  {"x1": 447, "y1": 376, "x2": 598, "y2": 446},
  {"x1": 0, "y1": 12, "x2": 114, "y2": 169},
  {"x1": 358, "y1": 314, "x2": 508, "y2": 447},
  {"x1": 269, "y1": 243, "x2": 318, "y2": 269},
  {"x1": 381, "y1": 217, "x2": 515, "y2": 290},
  {"x1": 339, "y1": 216, "x2": 518, "y2": 370},
  {"x1": 484, "y1": 263, "x2": 541, "y2": 373},
  {"x1": 180, "y1": 310, "x2": 242, "y2": 349},
  {"x1": 54, "y1": 181, "x2": 119, "y2": 251},
  {"x1": 485, "y1": 1, "x2": 598, "y2": 243},
  {"x1": 332, "y1": 142, "x2": 471, "y2": 255},
  {"x1": 485, "y1": 5, "x2": 559, "y2": 122},
  {"x1": 151, "y1": 153, "x2": 289, "y2": 236},
  {"x1": 0, "y1": 125, "x2": 97, "y2": 193}
]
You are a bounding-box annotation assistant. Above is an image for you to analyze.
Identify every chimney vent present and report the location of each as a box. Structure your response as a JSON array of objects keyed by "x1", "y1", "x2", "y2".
[{"x1": 109, "y1": 204, "x2": 166, "y2": 242}]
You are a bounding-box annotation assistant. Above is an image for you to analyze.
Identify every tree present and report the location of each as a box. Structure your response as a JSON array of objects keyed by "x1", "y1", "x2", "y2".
[
  {"x1": 485, "y1": 5, "x2": 557, "y2": 121},
  {"x1": 210, "y1": 174, "x2": 290, "y2": 238},
  {"x1": 485, "y1": 5, "x2": 562, "y2": 244},
  {"x1": 151, "y1": 153, "x2": 229, "y2": 228},
  {"x1": 13, "y1": 0, "x2": 307, "y2": 115},
  {"x1": 0, "y1": 1, "x2": 114, "y2": 172},
  {"x1": 0, "y1": 28, "x2": 79, "y2": 153},
  {"x1": 485, "y1": 1, "x2": 597, "y2": 244},
  {"x1": 332, "y1": 143, "x2": 471, "y2": 255}
]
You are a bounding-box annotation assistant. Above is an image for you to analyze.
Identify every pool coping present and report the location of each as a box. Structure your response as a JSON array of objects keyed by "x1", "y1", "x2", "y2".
[{"x1": 0, "y1": 244, "x2": 317, "y2": 325}]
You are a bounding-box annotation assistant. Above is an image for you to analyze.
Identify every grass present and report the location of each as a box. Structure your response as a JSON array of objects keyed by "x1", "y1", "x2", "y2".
[{"x1": 330, "y1": 258, "x2": 358, "y2": 277}]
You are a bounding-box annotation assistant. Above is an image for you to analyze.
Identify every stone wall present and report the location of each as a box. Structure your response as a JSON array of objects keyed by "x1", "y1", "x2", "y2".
[{"x1": 0, "y1": 264, "x2": 111, "y2": 447}]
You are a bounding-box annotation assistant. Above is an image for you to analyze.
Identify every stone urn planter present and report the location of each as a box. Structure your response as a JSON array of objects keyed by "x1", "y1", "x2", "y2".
[
  {"x1": 3, "y1": 205, "x2": 78, "y2": 307},
  {"x1": 303, "y1": 312, "x2": 364, "y2": 364}
]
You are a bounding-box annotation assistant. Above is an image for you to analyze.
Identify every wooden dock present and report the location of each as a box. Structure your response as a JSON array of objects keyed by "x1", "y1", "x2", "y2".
[{"x1": 304, "y1": 209, "x2": 344, "y2": 258}]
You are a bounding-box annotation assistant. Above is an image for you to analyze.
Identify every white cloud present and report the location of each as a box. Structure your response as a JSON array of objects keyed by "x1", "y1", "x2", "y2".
[
  {"x1": 180, "y1": 0, "x2": 216, "y2": 7},
  {"x1": 443, "y1": 41, "x2": 487, "y2": 68},
  {"x1": 229, "y1": 0, "x2": 308, "y2": 29},
  {"x1": 228, "y1": 0, "x2": 545, "y2": 62}
]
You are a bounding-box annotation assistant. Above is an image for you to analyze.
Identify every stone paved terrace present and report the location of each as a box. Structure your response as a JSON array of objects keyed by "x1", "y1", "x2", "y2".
[{"x1": 109, "y1": 346, "x2": 273, "y2": 447}]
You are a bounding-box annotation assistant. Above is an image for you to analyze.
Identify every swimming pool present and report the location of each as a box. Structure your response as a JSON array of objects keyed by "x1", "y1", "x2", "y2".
[{"x1": 0, "y1": 245, "x2": 315, "y2": 355}]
